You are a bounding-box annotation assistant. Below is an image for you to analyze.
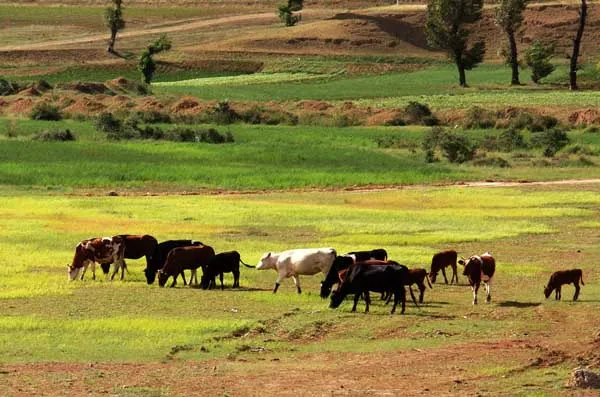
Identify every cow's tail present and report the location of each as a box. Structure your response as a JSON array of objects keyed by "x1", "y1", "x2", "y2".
[
  {"x1": 580, "y1": 271, "x2": 585, "y2": 286},
  {"x1": 426, "y1": 274, "x2": 432, "y2": 289},
  {"x1": 240, "y1": 258, "x2": 255, "y2": 268}
]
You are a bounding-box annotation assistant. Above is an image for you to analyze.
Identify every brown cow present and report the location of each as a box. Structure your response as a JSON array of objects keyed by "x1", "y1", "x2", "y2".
[
  {"x1": 100, "y1": 234, "x2": 158, "y2": 276},
  {"x1": 459, "y1": 252, "x2": 496, "y2": 305},
  {"x1": 429, "y1": 250, "x2": 458, "y2": 284},
  {"x1": 407, "y1": 268, "x2": 432, "y2": 303},
  {"x1": 158, "y1": 245, "x2": 215, "y2": 287},
  {"x1": 68, "y1": 236, "x2": 126, "y2": 281},
  {"x1": 544, "y1": 269, "x2": 585, "y2": 301}
]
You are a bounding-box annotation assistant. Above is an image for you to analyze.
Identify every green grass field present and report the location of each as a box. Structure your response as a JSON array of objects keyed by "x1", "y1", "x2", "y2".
[{"x1": 1, "y1": 183, "x2": 599, "y2": 394}]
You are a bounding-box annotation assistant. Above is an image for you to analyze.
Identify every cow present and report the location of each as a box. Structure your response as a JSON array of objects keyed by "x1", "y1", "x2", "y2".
[
  {"x1": 256, "y1": 247, "x2": 337, "y2": 293},
  {"x1": 200, "y1": 250, "x2": 255, "y2": 290},
  {"x1": 404, "y1": 268, "x2": 432, "y2": 304},
  {"x1": 158, "y1": 245, "x2": 215, "y2": 288},
  {"x1": 329, "y1": 262, "x2": 416, "y2": 314},
  {"x1": 100, "y1": 234, "x2": 158, "y2": 276},
  {"x1": 68, "y1": 236, "x2": 125, "y2": 281},
  {"x1": 544, "y1": 269, "x2": 585, "y2": 301},
  {"x1": 429, "y1": 249, "x2": 458, "y2": 284},
  {"x1": 320, "y1": 255, "x2": 355, "y2": 298},
  {"x1": 346, "y1": 248, "x2": 388, "y2": 263},
  {"x1": 459, "y1": 252, "x2": 496, "y2": 305},
  {"x1": 144, "y1": 240, "x2": 203, "y2": 284}
]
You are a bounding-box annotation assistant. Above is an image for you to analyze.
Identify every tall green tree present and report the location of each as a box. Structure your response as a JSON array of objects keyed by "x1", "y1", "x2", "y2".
[
  {"x1": 570, "y1": 0, "x2": 587, "y2": 90},
  {"x1": 496, "y1": 0, "x2": 527, "y2": 85},
  {"x1": 425, "y1": 0, "x2": 486, "y2": 87},
  {"x1": 278, "y1": 0, "x2": 303, "y2": 27},
  {"x1": 105, "y1": 0, "x2": 125, "y2": 54},
  {"x1": 138, "y1": 35, "x2": 172, "y2": 85}
]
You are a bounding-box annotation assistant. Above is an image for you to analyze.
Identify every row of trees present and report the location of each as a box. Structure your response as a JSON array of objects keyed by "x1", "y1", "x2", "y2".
[{"x1": 425, "y1": 0, "x2": 588, "y2": 89}]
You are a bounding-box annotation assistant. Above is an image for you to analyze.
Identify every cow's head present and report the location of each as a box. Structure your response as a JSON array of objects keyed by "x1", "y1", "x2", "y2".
[
  {"x1": 256, "y1": 252, "x2": 275, "y2": 270},
  {"x1": 67, "y1": 265, "x2": 80, "y2": 281},
  {"x1": 320, "y1": 282, "x2": 332, "y2": 299},
  {"x1": 458, "y1": 257, "x2": 470, "y2": 275},
  {"x1": 144, "y1": 268, "x2": 156, "y2": 285},
  {"x1": 329, "y1": 291, "x2": 344, "y2": 309},
  {"x1": 200, "y1": 274, "x2": 214, "y2": 290},
  {"x1": 428, "y1": 271, "x2": 438, "y2": 284},
  {"x1": 543, "y1": 285, "x2": 553, "y2": 299},
  {"x1": 157, "y1": 270, "x2": 168, "y2": 287},
  {"x1": 100, "y1": 262, "x2": 111, "y2": 275}
]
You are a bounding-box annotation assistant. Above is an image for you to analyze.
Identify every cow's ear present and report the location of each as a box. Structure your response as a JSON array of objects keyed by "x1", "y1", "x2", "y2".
[
  {"x1": 266, "y1": 252, "x2": 271, "y2": 258},
  {"x1": 458, "y1": 259, "x2": 465, "y2": 265}
]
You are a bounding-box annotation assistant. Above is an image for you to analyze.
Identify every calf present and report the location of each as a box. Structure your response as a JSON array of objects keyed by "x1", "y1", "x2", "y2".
[
  {"x1": 459, "y1": 252, "x2": 496, "y2": 305},
  {"x1": 329, "y1": 262, "x2": 416, "y2": 314},
  {"x1": 429, "y1": 249, "x2": 458, "y2": 284},
  {"x1": 320, "y1": 255, "x2": 355, "y2": 298},
  {"x1": 257, "y1": 247, "x2": 337, "y2": 293},
  {"x1": 544, "y1": 269, "x2": 585, "y2": 301},
  {"x1": 68, "y1": 236, "x2": 126, "y2": 281},
  {"x1": 406, "y1": 268, "x2": 432, "y2": 303},
  {"x1": 346, "y1": 248, "x2": 388, "y2": 263},
  {"x1": 100, "y1": 234, "x2": 158, "y2": 276},
  {"x1": 158, "y1": 245, "x2": 215, "y2": 287},
  {"x1": 200, "y1": 251, "x2": 255, "y2": 290},
  {"x1": 144, "y1": 240, "x2": 203, "y2": 284}
]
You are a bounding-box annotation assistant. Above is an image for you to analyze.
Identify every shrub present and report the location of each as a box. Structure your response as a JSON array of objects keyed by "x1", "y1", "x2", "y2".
[
  {"x1": 95, "y1": 112, "x2": 122, "y2": 133},
  {"x1": 166, "y1": 127, "x2": 234, "y2": 143},
  {"x1": 525, "y1": 41, "x2": 555, "y2": 83},
  {"x1": 497, "y1": 128, "x2": 528, "y2": 152},
  {"x1": 32, "y1": 129, "x2": 76, "y2": 141},
  {"x1": 405, "y1": 101, "x2": 432, "y2": 124},
  {"x1": 384, "y1": 115, "x2": 406, "y2": 126},
  {"x1": 422, "y1": 127, "x2": 476, "y2": 164},
  {"x1": 241, "y1": 106, "x2": 298, "y2": 125},
  {"x1": 332, "y1": 113, "x2": 362, "y2": 128},
  {"x1": 561, "y1": 144, "x2": 597, "y2": 156},
  {"x1": 210, "y1": 101, "x2": 239, "y2": 124},
  {"x1": 529, "y1": 115, "x2": 559, "y2": 132},
  {"x1": 531, "y1": 128, "x2": 570, "y2": 157},
  {"x1": 30, "y1": 103, "x2": 62, "y2": 121},
  {"x1": 584, "y1": 126, "x2": 600, "y2": 134},
  {"x1": 471, "y1": 156, "x2": 511, "y2": 168},
  {"x1": 463, "y1": 106, "x2": 496, "y2": 129},
  {"x1": 0, "y1": 79, "x2": 20, "y2": 96},
  {"x1": 421, "y1": 115, "x2": 440, "y2": 126},
  {"x1": 134, "y1": 110, "x2": 171, "y2": 124}
]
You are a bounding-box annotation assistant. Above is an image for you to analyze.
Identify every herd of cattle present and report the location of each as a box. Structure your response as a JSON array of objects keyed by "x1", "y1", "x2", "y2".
[{"x1": 68, "y1": 234, "x2": 586, "y2": 313}]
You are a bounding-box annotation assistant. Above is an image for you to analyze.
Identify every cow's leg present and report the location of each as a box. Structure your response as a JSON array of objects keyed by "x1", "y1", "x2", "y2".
[
  {"x1": 120, "y1": 259, "x2": 126, "y2": 280},
  {"x1": 408, "y1": 286, "x2": 418, "y2": 308},
  {"x1": 90, "y1": 262, "x2": 97, "y2": 281},
  {"x1": 170, "y1": 274, "x2": 177, "y2": 288},
  {"x1": 233, "y1": 269, "x2": 240, "y2": 288},
  {"x1": 110, "y1": 261, "x2": 119, "y2": 281},
  {"x1": 292, "y1": 275, "x2": 302, "y2": 294},
  {"x1": 189, "y1": 269, "x2": 197, "y2": 286},
  {"x1": 391, "y1": 291, "x2": 399, "y2": 314},
  {"x1": 441, "y1": 267, "x2": 449, "y2": 284},
  {"x1": 181, "y1": 271, "x2": 187, "y2": 286},
  {"x1": 557, "y1": 286, "x2": 562, "y2": 300},
  {"x1": 364, "y1": 291, "x2": 371, "y2": 313},
  {"x1": 400, "y1": 287, "x2": 406, "y2": 314},
  {"x1": 80, "y1": 261, "x2": 89, "y2": 281},
  {"x1": 273, "y1": 272, "x2": 286, "y2": 293},
  {"x1": 574, "y1": 283, "x2": 580, "y2": 301},
  {"x1": 472, "y1": 283, "x2": 479, "y2": 305},
  {"x1": 351, "y1": 293, "x2": 360, "y2": 312},
  {"x1": 485, "y1": 280, "x2": 492, "y2": 303},
  {"x1": 418, "y1": 283, "x2": 425, "y2": 303},
  {"x1": 219, "y1": 273, "x2": 224, "y2": 290},
  {"x1": 451, "y1": 264, "x2": 458, "y2": 284}
]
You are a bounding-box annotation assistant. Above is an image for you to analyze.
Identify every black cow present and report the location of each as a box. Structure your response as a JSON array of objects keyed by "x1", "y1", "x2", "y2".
[
  {"x1": 144, "y1": 240, "x2": 202, "y2": 284},
  {"x1": 100, "y1": 234, "x2": 158, "y2": 276},
  {"x1": 429, "y1": 249, "x2": 458, "y2": 284},
  {"x1": 544, "y1": 269, "x2": 585, "y2": 301},
  {"x1": 320, "y1": 255, "x2": 355, "y2": 298},
  {"x1": 347, "y1": 248, "x2": 388, "y2": 262},
  {"x1": 329, "y1": 261, "x2": 416, "y2": 314},
  {"x1": 200, "y1": 250, "x2": 255, "y2": 290}
]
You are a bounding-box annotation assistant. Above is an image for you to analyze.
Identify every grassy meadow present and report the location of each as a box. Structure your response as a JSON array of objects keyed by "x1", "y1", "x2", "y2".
[{"x1": 1, "y1": 183, "x2": 600, "y2": 394}]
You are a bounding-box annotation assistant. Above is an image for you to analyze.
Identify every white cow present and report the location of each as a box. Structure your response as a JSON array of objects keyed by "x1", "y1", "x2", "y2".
[{"x1": 256, "y1": 247, "x2": 337, "y2": 293}]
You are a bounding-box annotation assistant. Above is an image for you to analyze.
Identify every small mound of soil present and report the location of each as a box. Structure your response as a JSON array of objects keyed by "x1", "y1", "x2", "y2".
[
  {"x1": 17, "y1": 87, "x2": 41, "y2": 97},
  {"x1": 7, "y1": 97, "x2": 35, "y2": 114},
  {"x1": 105, "y1": 95, "x2": 135, "y2": 110},
  {"x1": 56, "y1": 82, "x2": 113, "y2": 95},
  {"x1": 365, "y1": 110, "x2": 404, "y2": 126},
  {"x1": 63, "y1": 97, "x2": 106, "y2": 115},
  {"x1": 569, "y1": 109, "x2": 600, "y2": 126},
  {"x1": 297, "y1": 100, "x2": 332, "y2": 112},
  {"x1": 136, "y1": 98, "x2": 166, "y2": 113},
  {"x1": 106, "y1": 77, "x2": 148, "y2": 95},
  {"x1": 171, "y1": 97, "x2": 203, "y2": 113}
]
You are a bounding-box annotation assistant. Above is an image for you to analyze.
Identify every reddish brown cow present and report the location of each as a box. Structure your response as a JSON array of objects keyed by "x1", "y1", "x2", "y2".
[
  {"x1": 429, "y1": 250, "x2": 458, "y2": 284},
  {"x1": 544, "y1": 269, "x2": 585, "y2": 301},
  {"x1": 68, "y1": 236, "x2": 126, "y2": 281},
  {"x1": 158, "y1": 245, "x2": 215, "y2": 288},
  {"x1": 459, "y1": 252, "x2": 496, "y2": 305},
  {"x1": 407, "y1": 268, "x2": 432, "y2": 303}
]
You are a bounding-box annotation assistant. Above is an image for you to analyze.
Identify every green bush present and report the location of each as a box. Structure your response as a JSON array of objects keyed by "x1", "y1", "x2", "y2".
[
  {"x1": 529, "y1": 115, "x2": 558, "y2": 132},
  {"x1": 422, "y1": 127, "x2": 476, "y2": 163},
  {"x1": 0, "y1": 79, "x2": 20, "y2": 96},
  {"x1": 584, "y1": 126, "x2": 600, "y2": 134},
  {"x1": 210, "y1": 101, "x2": 239, "y2": 124},
  {"x1": 384, "y1": 114, "x2": 406, "y2": 126},
  {"x1": 561, "y1": 144, "x2": 597, "y2": 156},
  {"x1": 497, "y1": 128, "x2": 528, "y2": 152},
  {"x1": 240, "y1": 106, "x2": 298, "y2": 125},
  {"x1": 95, "y1": 112, "x2": 122, "y2": 133},
  {"x1": 30, "y1": 103, "x2": 62, "y2": 121},
  {"x1": 471, "y1": 156, "x2": 511, "y2": 168},
  {"x1": 32, "y1": 129, "x2": 76, "y2": 142},
  {"x1": 463, "y1": 106, "x2": 496, "y2": 129},
  {"x1": 531, "y1": 128, "x2": 570, "y2": 157},
  {"x1": 525, "y1": 41, "x2": 555, "y2": 84},
  {"x1": 405, "y1": 101, "x2": 432, "y2": 124},
  {"x1": 134, "y1": 110, "x2": 171, "y2": 124}
]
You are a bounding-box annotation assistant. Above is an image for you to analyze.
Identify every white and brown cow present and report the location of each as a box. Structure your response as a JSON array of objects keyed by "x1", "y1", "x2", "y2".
[
  {"x1": 459, "y1": 252, "x2": 496, "y2": 305},
  {"x1": 68, "y1": 236, "x2": 126, "y2": 281},
  {"x1": 256, "y1": 247, "x2": 337, "y2": 293}
]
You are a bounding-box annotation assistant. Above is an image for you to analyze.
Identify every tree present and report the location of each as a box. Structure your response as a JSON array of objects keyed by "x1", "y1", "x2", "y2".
[
  {"x1": 425, "y1": 0, "x2": 486, "y2": 87},
  {"x1": 138, "y1": 35, "x2": 172, "y2": 85},
  {"x1": 525, "y1": 41, "x2": 555, "y2": 84},
  {"x1": 570, "y1": 0, "x2": 587, "y2": 90},
  {"x1": 496, "y1": 0, "x2": 527, "y2": 85},
  {"x1": 105, "y1": 0, "x2": 125, "y2": 54},
  {"x1": 278, "y1": 0, "x2": 303, "y2": 27}
]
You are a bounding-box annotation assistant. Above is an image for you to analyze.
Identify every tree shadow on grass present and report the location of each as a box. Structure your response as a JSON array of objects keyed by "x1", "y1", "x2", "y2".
[{"x1": 498, "y1": 300, "x2": 542, "y2": 308}]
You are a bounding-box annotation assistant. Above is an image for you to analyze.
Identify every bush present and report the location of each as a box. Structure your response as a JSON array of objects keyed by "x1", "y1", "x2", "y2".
[
  {"x1": 561, "y1": 144, "x2": 597, "y2": 156},
  {"x1": 422, "y1": 127, "x2": 476, "y2": 164},
  {"x1": 497, "y1": 128, "x2": 528, "y2": 152},
  {"x1": 471, "y1": 156, "x2": 511, "y2": 168},
  {"x1": 240, "y1": 106, "x2": 298, "y2": 125},
  {"x1": 584, "y1": 126, "x2": 600, "y2": 134},
  {"x1": 405, "y1": 101, "x2": 433, "y2": 124},
  {"x1": 525, "y1": 41, "x2": 555, "y2": 84},
  {"x1": 32, "y1": 129, "x2": 76, "y2": 142},
  {"x1": 166, "y1": 127, "x2": 234, "y2": 143},
  {"x1": 384, "y1": 114, "x2": 406, "y2": 126},
  {"x1": 463, "y1": 106, "x2": 496, "y2": 129},
  {"x1": 531, "y1": 128, "x2": 570, "y2": 157},
  {"x1": 0, "y1": 79, "x2": 20, "y2": 96},
  {"x1": 529, "y1": 115, "x2": 559, "y2": 132},
  {"x1": 134, "y1": 110, "x2": 171, "y2": 124},
  {"x1": 95, "y1": 112, "x2": 122, "y2": 133},
  {"x1": 30, "y1": 103, "x2": 62, "y2": 121},
  {"x1": 210, "y1": 100, "x2": 239, "y2": 124}
]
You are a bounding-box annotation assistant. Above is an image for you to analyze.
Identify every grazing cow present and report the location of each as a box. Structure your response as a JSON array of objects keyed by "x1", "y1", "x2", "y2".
[
  {"x1": 144, "y1": 240, "x2": 203, "y2": 284},
  {"x1": 346, "y1": 248, "x2": 388, "y2": 263},
  {"x1": 256, "y1": 247, "x2": 337, "y2": 293},
  {"x1": 429, "y1": 249, "x2": 458, "y2": 284},
  {"x1": 329, "y1": 262, "x2": 416, "y2": 314},
  {"x1": 200, "y1": 251, "x2": 255, "y2": 290},
  {"x1": 100, "y1": 234, "x2": 158, "y2": 276},
  {"x1": 405, "y1": 268, "x2": 432, "y2": 303},
  {"x1": 158, "y1": 245, "x2": 215, "y2": 288},
  {"x1": 544, "y1": 269, "x2": 585, "y2": 301},
  {"x1": 320, "y1": 255, "x2": 355, "y2": 298},
  {"x1": 459, "y1": 252, "x2": 496, "y2": 305},
  {"x1": 68, "y1": 236, "x2": 126, "y2": 281}
]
